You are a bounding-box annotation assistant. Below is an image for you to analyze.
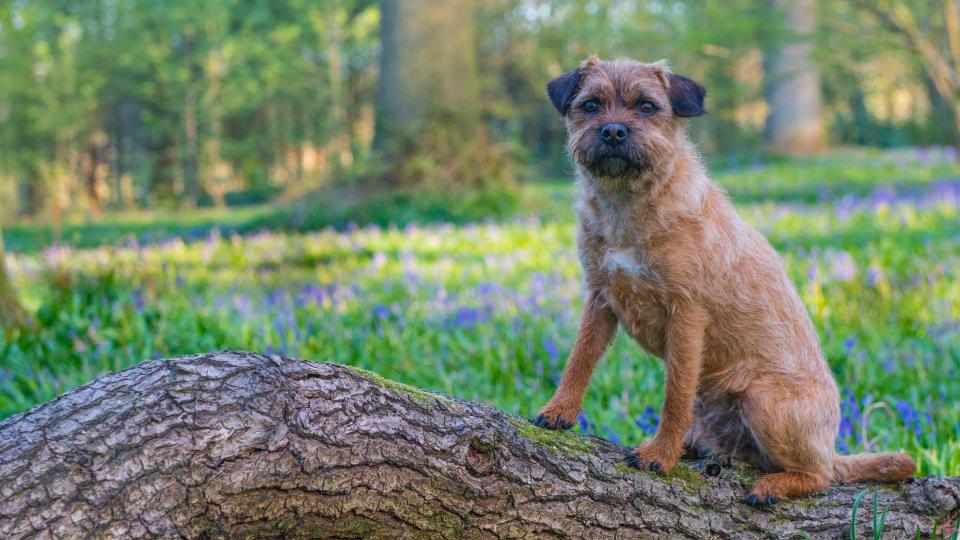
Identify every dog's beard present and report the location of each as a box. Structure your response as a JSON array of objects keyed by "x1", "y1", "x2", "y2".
[
  {"x1": 575, "y1": 145, "x2": 647, "y2": 178},
  {"x1": 590, "y1": 155, "x2": 635, "y2": 177}
]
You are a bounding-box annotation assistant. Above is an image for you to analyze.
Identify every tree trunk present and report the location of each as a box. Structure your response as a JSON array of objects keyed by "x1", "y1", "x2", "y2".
[
  {"x1": 763, "y1": 0, "x2": 827, "y2": 155},
  {"x1": 181, "y1": 29, "x2": 201, "y2": 209},
  {"x1": 84, "y1": 137, "x2": 105, "y2": 219},
  {"x1": 0, "y1": 226, "x2": 27, "y2": 331},
  {"x1": 374, "y1": 0, "x2": 499, "y2": 188},
  {"x1": 182, "y1": 83, "x2": 200, "y2": 208},
  {"x1": 1, "y1": 351, "x2": 957, "y2": 539}
]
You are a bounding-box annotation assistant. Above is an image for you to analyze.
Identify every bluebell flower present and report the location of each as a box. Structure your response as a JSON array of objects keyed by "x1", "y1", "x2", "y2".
[
  {"x1": 453, "y1": 307, "x2": 485, "y2": 328},
  {"x1": 603, "y1": 425, "x2": 621, "y2": 445},
  {"x1": 576, "y1": 412, "x2": 595, "y2": 436},
  {"x1": 829, "y1": 250, "x2": 856, "y2": 281},
  {"x1": 543, "y1": 338, "x2": 559, "y2": 363},
  {"x1": 133, "y1": 288, "x2": 145, "y2": 313},
  {"x1": 635, "y1": 405, "x2": 660, "y2": 436}
]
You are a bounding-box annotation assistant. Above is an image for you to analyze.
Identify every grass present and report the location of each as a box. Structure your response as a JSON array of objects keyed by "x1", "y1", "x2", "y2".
[{"x1": 1, "y1": 146, "x2": 959, "y2": 477}]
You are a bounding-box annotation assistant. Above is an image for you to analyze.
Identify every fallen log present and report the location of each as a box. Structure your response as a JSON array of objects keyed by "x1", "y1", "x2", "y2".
[{"x1": 0, "y1": 351, "x2": 957, "y2": 538}]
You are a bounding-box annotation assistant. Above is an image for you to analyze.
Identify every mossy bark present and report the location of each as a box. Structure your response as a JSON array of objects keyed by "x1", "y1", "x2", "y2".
[{"x1": 0, "y1": 351, "x2": 958, "y2": 538}]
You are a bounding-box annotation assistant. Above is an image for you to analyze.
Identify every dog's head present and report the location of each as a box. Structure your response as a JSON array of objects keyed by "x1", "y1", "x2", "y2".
[{"x1": 548, "y1": 57, "x2": 706, "y2": 182}]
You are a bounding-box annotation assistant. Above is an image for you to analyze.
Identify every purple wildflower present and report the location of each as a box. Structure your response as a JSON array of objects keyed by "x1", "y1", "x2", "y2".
[
  {"x1": 453, "y1": 307, "x2": 486, "y2": 328},
  {"x1": 575, "y1": 412, "x2": 596, "y2": 437},
  {"x1": 543, "y1": 338, "x2": 559, "y2": 363},
  {"x1": 133, "y1": 288, "x2": 145, "y2": 313},
  {"x1": 829, "y1": 251, "x2": 856, "y2": 281},
  {"x1": 603, "y1": 425, "x2": 622, "y2": 445},
  {"x1": 635, "y1": 405, "x2": 660, "y2": 436},
  {"x1": 372, "y1": 304, "x2": 390, "y2": 319}
]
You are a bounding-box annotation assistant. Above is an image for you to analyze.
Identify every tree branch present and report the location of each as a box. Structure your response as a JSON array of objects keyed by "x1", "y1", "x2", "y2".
[
  {"x1": 853, "y1": 0, "x2": 958, "y2": 99},
  {"x1": 0, "y1": 351, "x2": 957, "y2": 538}
]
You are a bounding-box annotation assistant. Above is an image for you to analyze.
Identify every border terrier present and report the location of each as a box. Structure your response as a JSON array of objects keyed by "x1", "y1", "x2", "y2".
[{"x1": 535, "y1": 56, "x2": 915, "y2": 504}]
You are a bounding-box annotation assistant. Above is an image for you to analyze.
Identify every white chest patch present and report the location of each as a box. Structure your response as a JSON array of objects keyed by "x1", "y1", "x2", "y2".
[{"x1": 603, "y1": 248, "x2": 655, "y2": 279}]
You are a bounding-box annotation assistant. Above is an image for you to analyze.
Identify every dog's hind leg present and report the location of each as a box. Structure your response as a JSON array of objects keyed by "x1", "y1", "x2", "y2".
[{"x1": 739, "y1": 378, "x2": 838, "y2": 504}]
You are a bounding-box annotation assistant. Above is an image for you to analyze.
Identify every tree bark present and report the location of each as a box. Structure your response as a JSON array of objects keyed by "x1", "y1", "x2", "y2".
[
  {"x1": 763, "y1": 0, "x2": 827, "y2": 155},
  {"x1": 1, "y1": 351, "x2": 957, "y2": 539}
]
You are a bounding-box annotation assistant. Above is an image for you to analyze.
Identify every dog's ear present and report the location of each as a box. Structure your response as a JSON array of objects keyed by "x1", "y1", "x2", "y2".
[
  {"x1": 547, "y1": 68, "x2": 584, "y2": 115},
  {"x1": 667, "y1": 73, "x2": 707, "y2": 118}
]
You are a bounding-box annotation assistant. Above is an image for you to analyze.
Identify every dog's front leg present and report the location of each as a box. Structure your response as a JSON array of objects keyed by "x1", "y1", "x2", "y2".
[
  {"x1": 627, "y1": 302, "x2": 708, "y2": 474},
  {"x1": 534, "y1": 290, "x2": 618, "y2": 430}
]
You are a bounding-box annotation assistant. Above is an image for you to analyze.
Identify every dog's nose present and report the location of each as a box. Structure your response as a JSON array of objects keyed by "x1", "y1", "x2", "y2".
[{"x1": 599, "y1": 123, "x2": 629, "y2": 145}]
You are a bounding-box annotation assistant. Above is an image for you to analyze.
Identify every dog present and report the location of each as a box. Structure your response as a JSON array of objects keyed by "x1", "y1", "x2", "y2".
[{"x1": 534, "y1": 56, "x2": 916, "y2": 504}]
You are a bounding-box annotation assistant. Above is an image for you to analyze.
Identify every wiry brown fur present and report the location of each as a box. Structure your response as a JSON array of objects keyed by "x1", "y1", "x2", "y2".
[{"x1": 536, "y1": 56, "x2": 916, "y2": 503}]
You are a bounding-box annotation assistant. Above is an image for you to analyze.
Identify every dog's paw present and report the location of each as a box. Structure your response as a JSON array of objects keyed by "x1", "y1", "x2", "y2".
[
  {"x1": 532, "y1": 403, "x2": 576, "y2": 430},
  {"x1": 744, "y1": 493, "x2": 781, "y2": 507},
  {"x1": 745, "y1": 477, "x2": 785, "y2": 507},
  {"x1": 624, "y1": 443, "x2": 679, "y2": 475}
]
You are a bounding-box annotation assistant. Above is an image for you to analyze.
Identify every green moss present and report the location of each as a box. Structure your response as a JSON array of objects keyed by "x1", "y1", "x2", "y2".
[
  {"x1": 728, "y1": 462, "x2": 758, "y2": 484},
  {"x1": 669, "y1": 462, "x2": 708, "y2": 495},
  {"x1": 348, "y1": 365, "x2": 454, "y2": 408},
  {"x1": 614, "y1": 459, "x2": 707, "y2": 497},
  {"x1": 508, "y1": 417, "x2": 596, "y2": 456},
  {"x1": 877, "y1": 483, "x2": 903, "y2": 494}
]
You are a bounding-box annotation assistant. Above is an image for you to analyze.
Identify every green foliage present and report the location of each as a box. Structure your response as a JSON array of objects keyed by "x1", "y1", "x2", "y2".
[
  {"x1": 251, "y1": 183, "x2": 520, "y2": 232},
  {"x1": 0, "y1": 270, "x2": 242, "y2": 416},
  {"x1": 3, "y1": 184, "x2": 519, "y2": 254},
  {"x1": 0, "y1": 0, "x2": 381, "y2": 215},
  {"x1": 2, "y1": 1, "x2": 953, "y2": 221}
]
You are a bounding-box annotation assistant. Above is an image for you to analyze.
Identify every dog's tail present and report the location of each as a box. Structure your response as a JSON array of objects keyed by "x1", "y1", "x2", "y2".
[{"x1": 832, "y1": 452, "x2": 916, "y2": 484}]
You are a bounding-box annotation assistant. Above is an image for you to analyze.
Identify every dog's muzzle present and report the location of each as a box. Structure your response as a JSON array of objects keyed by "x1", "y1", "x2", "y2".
[{"x1": 585, "y1": 150, "x2": 645, "y2": 178}]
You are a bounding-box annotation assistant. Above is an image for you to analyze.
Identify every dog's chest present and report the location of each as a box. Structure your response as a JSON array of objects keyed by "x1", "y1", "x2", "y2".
[
  {"x1": 596, "y1": 245, "x2": 670, "y2": 357},
  {"x1": 578, "y1": 200, "x2": 671, "y2": 357},
  {"x1": 601, "y1": 247, "x2": 657, "y2": 281}
]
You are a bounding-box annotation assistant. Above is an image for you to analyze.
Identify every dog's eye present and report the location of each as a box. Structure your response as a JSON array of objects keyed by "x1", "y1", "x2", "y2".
[
  {"x1": 638, "y1": 101, "x2": 657, "y2": 115},
  {"x1": 582, "y1": 100, "x2": 600, "y2": 113}
]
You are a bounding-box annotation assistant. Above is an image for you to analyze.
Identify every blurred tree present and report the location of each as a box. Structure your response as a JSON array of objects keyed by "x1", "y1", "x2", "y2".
[
  {"x1": 763, "y1": 0, "x2": 826, "y2": 154},
  {"x1": 374, "y1": 0, "x2": 510, "y2": 188},
  {"x1": 0, "y1": 227, "x2": 27, "y2": 332},
  {"x1": 854, "y1": 0, "x2": 960, "y2": 150}
]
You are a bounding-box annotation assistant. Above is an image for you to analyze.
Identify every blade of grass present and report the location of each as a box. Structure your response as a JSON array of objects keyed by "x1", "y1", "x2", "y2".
[
  {"x1": 875, "y1": 497, "x2": 889, "y2": 540},
  {"x1": 851, "y1": 487, "x2": 870, "y2": 540}
]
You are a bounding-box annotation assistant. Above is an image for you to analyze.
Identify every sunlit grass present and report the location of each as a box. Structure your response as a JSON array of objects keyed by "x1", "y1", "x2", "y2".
[{"x1": 2, "y1": 147, "x2": 959, "y2": 475}]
